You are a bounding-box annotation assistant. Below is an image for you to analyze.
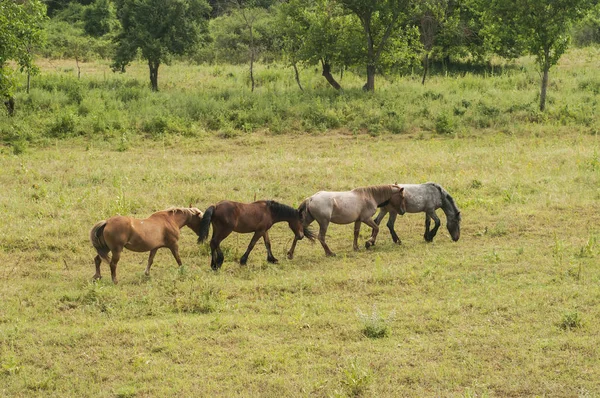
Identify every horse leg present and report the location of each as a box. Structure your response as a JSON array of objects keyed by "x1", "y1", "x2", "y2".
[
  {"x1": 93, "y1": 255, "x2": 102, "y2": 280},
  {"x1": 109, "y1": 249, "x2": 122, "y2": 284},
  {"x1": 168, "y1": 244, "x2": 183, "y2": 267},
  {"x1": 210, "y1": 227, "x2": 232, "y2": 270},
  {"x1": 145, "y1": 248, "x2": 158, "y2": 276},
  {"x1": 386, "y1": 212, "x2": 401, "y2": 244},
  {"x1": 353, "y1": 220, "x2": 362, "y2": 251},
  {"x1": 288, "y1": 213, "x2": 313, "y2": 260},
  {"x1": 240, "y1": 231, "x2": 263, "y2": 266},
  {"x1": 427, "y1": 211, "x2": 441, "y2": 242},
  {"x1": 263, "y1": 231, "x2": 278, "y2": 264},
  {"x1": 364, "y1": 217, "x2": 380, "y2": 249},
  {"x1": 317, "y1": 220, "x2": 335, "y2": 257},
  {"x1": 287, "y1": 237, "x2": 298, "y2": 260}
]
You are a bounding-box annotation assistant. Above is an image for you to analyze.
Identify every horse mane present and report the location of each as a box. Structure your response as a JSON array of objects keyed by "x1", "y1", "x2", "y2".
[
  {"x1": 352, "y1": 185, "x2": 393, "y2": 205},
  {"x1": 266, "y1": 200, "x2": 299, "y2": 220},
  {"x1": 164, "y1": 207, "x2": 203, "y2": 216},
  {"x1": 429, "y1": 183, "x2": 461, "y2": 220}
]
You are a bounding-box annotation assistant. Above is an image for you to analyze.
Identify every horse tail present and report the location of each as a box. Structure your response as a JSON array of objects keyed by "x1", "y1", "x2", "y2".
[
  {"x1": 297, "y1": 199, "x2": 316, "y2": 242},
  {"x1": 197, "y1": 206, "x2": 214, "y2": 242},
  {"x1": 90, "y1": 221, "x2": 111, "y2": 264},
  {"x1": 297, "y1": 198, "x2": 312, "y2": 221},
  {"x1": 431, "y1": 183, "x2": 461, "y2": 218}
]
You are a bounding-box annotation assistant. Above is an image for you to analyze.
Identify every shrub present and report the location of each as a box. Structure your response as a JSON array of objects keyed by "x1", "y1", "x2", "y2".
[
  {"x1": 435, "y1": 112, "x2": 455, "y2": 135},
  {"x1": 559, "y1": 311, "x2": 583, "y2": 331},
  {"x1": 357, "y1": 306, "x2": 394, "y2": 339},
  {"x1": 47, "y1": 113, "x2": 78, "y2": 138}
]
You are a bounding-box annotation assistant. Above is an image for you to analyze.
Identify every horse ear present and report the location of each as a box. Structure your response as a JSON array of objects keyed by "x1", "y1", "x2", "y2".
[{"x1": 399, "y1": 187, "x2": 404, "y2": 193}]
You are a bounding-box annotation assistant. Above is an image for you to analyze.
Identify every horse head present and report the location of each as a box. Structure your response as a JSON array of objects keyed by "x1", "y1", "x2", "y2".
[
  {"x1": 391, "y1": 185, "x2": 406, "y2": 215},
  {"x1": 447, "y1": 211, "x2": 461, "y2": 241},
  {"x1": 187, "y1": 207, "x2": 204, "y2": 237}
]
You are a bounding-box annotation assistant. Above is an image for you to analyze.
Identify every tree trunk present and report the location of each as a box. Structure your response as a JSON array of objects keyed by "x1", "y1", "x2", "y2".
[
  {"x1": 365, "y1": 63, "x2": 375, "y2": 91},
  {"x1": 149, "y1": 60, "x2": 159, "y2": 92},
  {"x1": 540, "y1": 54, "x2": 549, "y2": 112},
  {"x1": 4, "y1": 97, "x2": 15, "y2": 116},
  {"x1": 250, "y1": 50, "x2": 255, "y2": 92},
  {"x1": 27, "y1": 71, "x2": 31, "y2": 94},
  {"x1": 421, "y1": 52, "x2": 429, "y2": 85},
  {"x1": 76, "y1": 56, "x2": 81, "y2": 79},
  {"x1": 293, "y1": 63, "x2": 303, "y2": 92},
  {"x1": 249, "y1": 25, "x2": 255, "y2": 92},
  {"x1": 321, "y1": 61, "x2": 342, "y2": 91}
]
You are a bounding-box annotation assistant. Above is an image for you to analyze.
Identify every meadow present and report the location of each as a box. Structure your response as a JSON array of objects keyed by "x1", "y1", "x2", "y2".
[{"x1": 1, "y1": 50, "x2": 600, "y2": 397}]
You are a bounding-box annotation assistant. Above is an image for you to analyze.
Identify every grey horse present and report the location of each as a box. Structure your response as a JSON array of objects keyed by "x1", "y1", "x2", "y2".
[
  {"x1": 373, "y1": 182, "x2": 461, "y2": 244},
  {"x1": 287, "y1": 184, "x2": 406, "y2": 258}
]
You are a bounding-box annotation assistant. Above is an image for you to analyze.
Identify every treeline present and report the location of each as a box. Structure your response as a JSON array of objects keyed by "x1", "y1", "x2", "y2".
[{"x1": 2, "y1": 0, "x2": 600, "y2": 114}]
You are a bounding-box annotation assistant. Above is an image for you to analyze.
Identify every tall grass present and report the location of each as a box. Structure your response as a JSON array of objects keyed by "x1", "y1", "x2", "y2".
[{"x1": 2, "y1": 47, "x2": 600, "y2": 145}]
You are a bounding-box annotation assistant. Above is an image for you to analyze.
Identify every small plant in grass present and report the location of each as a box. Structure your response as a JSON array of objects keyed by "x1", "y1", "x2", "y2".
[
  {"x1": 558, "y1": 311, "x2": 583, "y2": 331},
  {"x1": 357, "y1": 306, "x2": 394, "y2": 339},
  {"x1": 340, "y1": 359, "x2": 371, "y2": 397},
  {"x1": 577, "y1": 234, "x2": 597, "y2": 258}
]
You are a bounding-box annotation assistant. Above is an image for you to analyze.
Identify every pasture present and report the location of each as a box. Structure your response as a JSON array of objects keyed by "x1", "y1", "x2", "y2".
[{"x1": 1, "y1": 51, "x2": 600, "y2": 396}]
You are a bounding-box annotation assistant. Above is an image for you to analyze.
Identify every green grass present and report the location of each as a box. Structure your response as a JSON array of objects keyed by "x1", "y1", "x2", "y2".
[
  {"x1": 3, "y1": 47, "x2": 600, "y2": 145},
  {"x1": 1, "y1": 48, "x2": 600, "y2": 396},
  {"x1": 0, "y1": 131, "x2": 599, "y2": 396}
]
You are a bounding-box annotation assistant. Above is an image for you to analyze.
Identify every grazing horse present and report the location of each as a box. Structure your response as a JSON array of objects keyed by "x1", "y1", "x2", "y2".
[
  {"x1": 197, "y1": 200, "x2": 315, "y2": 270},
  {"x1": 90, "y1": 207, "x2": 204, "y2": 284},
  {"x1": 287, "y1": 184, "x2": 406, "y2": 258},
  {"x1": 373, "y1": 182, "x2": 461, "y2": 243}
]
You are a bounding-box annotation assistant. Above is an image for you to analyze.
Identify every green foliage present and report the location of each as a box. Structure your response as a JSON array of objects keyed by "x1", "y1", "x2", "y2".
[
  {"x1": 573, "y1": 3, "x2": 600, "y2": 46},
  {"x1": 83, "y1": 0, "x2": 119, "y2": 37},
  {"x1": 113, "y1": 0, "x2": 211, "y2": 90},
  {"x1": 209, "y1": 7, "x2": 274, "y2": 64},
  {"x1": 0, "y1": 0, "x2": 47, "y2": 99}
]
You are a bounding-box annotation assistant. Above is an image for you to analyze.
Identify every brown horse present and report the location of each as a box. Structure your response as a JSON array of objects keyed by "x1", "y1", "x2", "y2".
[
  {"x1": 197, "y1": 200, "x2": 315, "y2": 270},
  {"x1": 90, "y1": 207, "x2": 204, "y2": 284}
]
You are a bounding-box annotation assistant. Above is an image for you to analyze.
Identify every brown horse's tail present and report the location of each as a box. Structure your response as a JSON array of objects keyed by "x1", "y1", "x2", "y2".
[
  {"x1": 90, "y1": 221, "x2": 111, "y2": 264},
  {"x1": 197, "y1": 206, "x2": 214, "y2": 243}
]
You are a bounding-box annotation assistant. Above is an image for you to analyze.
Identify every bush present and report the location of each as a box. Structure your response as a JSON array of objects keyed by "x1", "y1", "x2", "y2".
[{"x1": 357, "y1": 306, "x2": 394, "y2": 339}]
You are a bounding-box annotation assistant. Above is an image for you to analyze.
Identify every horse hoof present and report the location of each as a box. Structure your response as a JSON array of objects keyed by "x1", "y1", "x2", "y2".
[
  {"x1": 287, "y1": 253, "x2": 294, "y2": 260},
  {"x1": 326, "y1": 252, "x2": 336, "y2": 257},
  {"x1": 240, "y1": 259, "x2": 247, "y2": 266},
  {"x1": 267, "y1": 257, "x2": 279, "y2": 264},
  {"x1": 92, "y1": 275, "x2": 101, "y2": 280},
  {"x1": 365, "y1": 241, "x2": 373, "y2": 249}
]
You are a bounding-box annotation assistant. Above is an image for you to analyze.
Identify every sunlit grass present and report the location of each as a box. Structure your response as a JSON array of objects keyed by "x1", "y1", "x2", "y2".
[{"x1": 0, "y1": 130, "x2": 599, "y2": 396}]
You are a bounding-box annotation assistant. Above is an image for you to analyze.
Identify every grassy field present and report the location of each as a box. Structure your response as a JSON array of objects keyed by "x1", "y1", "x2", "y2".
[
  {"x1": 1, "y1": 49, "x2": 600, "y2": 397},
  {"x1": 1, "y1": 131, "x2": 599, "y2": 397}
]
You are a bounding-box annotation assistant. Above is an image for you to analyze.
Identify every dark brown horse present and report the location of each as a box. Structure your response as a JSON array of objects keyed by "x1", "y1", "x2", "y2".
[
  {"x1": 198, "y1": 200, "x2": 315, "y2": 270},
  {"x1": 90, "y1": 207, "x2": 204, "y2": 284}
]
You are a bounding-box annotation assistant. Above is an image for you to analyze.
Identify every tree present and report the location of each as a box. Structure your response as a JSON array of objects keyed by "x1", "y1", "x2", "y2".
[
  {"x1": 279, "y1": 0, "x2": 362, "y2": 91},
  {"x1": 210, "y1": 1, "x2": 274, "y2": 91},
  {"x1": 338, "y1": 0, "x2": 410, "y2": 91},
  {"x1": 83, "y1": 0, "x2": 119, "y2": 37},
  {"x1": 0, "y1": 0, "x2": 47, "y2": 115},
  {"x1": 485, "y1": 0, "x2": 593, "y2": 111},
  {"x1": 112, "y1": 0, "x2": 211, "y2": 91}
]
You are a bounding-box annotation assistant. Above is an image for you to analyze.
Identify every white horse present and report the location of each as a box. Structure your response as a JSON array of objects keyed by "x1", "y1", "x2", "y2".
[
  {"x1": 373, "y1": 182, "x2": 461, "y2": 244},
  {"x1": 287, "y1": 185, "x2": 406, "y2": 258}
]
